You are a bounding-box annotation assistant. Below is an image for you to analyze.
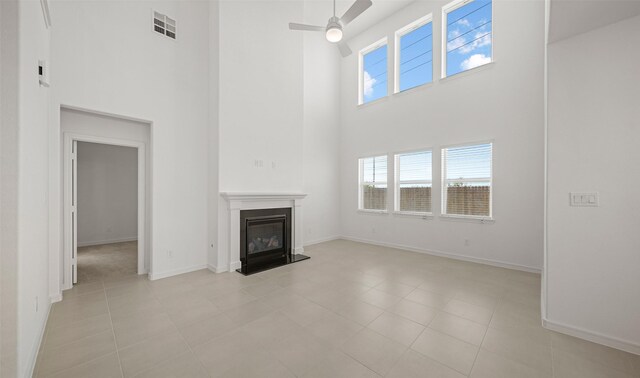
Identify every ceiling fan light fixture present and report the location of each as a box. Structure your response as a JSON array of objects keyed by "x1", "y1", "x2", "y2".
[
  {"x1": 326, "y1": 26, "x2": 343, "y2": 43},
  {"x1": 325, "y1": 18, "x2": 343, "y2": 43}
]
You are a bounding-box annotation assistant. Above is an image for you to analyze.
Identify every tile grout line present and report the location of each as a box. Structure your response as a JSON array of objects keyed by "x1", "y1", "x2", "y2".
[
  {"x1": 550, "y1": 336, "x2": 556, "y2": 378},
  {"x1": 130, "y1": 275, "x2": 213, "y2": 378},
  {"x1": 40, "y1": 281, "x2": 119, "y2": 377},
  {"x1": 463, "y1": 290, "x2": 500, "y2": 377},
  {"x1": 33, "y1": 306, "x2": 53, "y2": 378},
  {"x1": 103, "y1": 280, "x2": 126, "y2": 378}
]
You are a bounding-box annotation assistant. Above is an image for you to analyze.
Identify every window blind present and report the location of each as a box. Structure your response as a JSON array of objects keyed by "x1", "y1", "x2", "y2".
[
  {"x1": 397, "y1": 151, "x2": 432, "y2": 212},
  {"x1": 360, "y1": 155, "x2": 388, "y2": 210},
  {"x1": 442, "y1": 143, "x2": 492, "y2": 217}
]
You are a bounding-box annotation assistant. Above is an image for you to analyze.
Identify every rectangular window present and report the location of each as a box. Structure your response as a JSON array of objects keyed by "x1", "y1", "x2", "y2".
[
  {"x1": 395, "y1": 150, "x2": 432, "y2": 213},
  {"x1": 443, "y1": 0, "x2": 492, "y2": 77},
  {"x1": 359, "y1": 155, "x2": 388, "y2": 211},
  {"x1": 442, "y1": 142, "x2": 492, "y2": 217},
  {"x1": 395, "y1": 15, "x2": 433, "y2": 92},
  {"x1": 359, "y1": 39, "x2": 388, "y2": 104}
]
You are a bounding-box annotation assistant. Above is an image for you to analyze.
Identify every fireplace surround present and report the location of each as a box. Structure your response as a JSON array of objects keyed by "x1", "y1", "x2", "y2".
[{"x1": 220, "y1": 192, "x2": 309, "y2": 274}]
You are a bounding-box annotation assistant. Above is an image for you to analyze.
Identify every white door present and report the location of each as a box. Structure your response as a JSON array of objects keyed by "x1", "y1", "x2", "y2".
[{"x1": 71, "y1": 139, "x2": 78, "y2": 284}]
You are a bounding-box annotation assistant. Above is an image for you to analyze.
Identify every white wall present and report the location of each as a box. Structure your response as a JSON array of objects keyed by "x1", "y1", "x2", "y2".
[
  {"x1": 50, "y1": 0, "x2": 211, "y2": 282},
  {"x1": 77, "y1": 142, "x2": 138, "y2": 247},
  {"x1": 16, "y1": 0, "x2": 51, "y2": 376},
  {"x1": 216, "y1": 0, "x2": 305, "y2": 269},
  {"x1": 207, "y1": 0, "x2": 220, "y2": 273},
  {"x1": 339, "y1": 0, "x2": 545, "y2": 271},
  {"x1": 0, "y1": 0, "x2": 19, "y2": 375},
  {"x1": 546, "y1": 14, "x2": 640, "y2": 353},
  {"x1": 302, "y1": 1, "x2": 342, "y2": 245},
  {"x1": 217, "y1": 1, "x2": 304, "y2": 193}
]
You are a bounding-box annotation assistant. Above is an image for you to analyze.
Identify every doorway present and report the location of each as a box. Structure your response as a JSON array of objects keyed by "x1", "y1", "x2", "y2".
[
  {"x1": 63, "y1": 132, "x2": 147, "y2": 288},
  {"x1": 75, "y1": 141, "x2": 139, "y2": 283}
]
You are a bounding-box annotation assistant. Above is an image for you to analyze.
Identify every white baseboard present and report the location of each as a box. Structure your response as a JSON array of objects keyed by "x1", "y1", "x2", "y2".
[
  {"x1": 50, "y1": 293, "x2": 62, "y2": 303},
  {"x1": 543, "y1": 318, "x2": 640, "y2": 355},
  {"x1": 230, "y1": 260, "x2": 241, "y2": 271},
  {"x1": 148, "y1": 264, "x2": 207, "y2": 280},
  {"x1": 25, "y1": 301, "x2": 52, "y2": 378},
  {"x1": 293, "y1": 247, "x2": 305, "y2": 255},
  {"x1": 304, "y1": 235, "x2": 340, "y2": 247},
  {"x1": 339, "y1": 235, "x2": 541, "y2": 274},
  {"x1": 77, "y1": 236, "x2": 138, "y2": 248},
  {"x1": 207, "y1": 263, "x2": 227, "y2": 274}
]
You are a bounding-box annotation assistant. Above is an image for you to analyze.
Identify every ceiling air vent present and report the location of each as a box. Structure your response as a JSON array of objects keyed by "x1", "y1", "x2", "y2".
[{"x1": 153, "y1": 11, "x2": 176, "y2": 40}]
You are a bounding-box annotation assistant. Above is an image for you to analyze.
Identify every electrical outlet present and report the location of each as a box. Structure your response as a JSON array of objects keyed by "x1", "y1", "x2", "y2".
[{"x1": 254, "y1": 160, "x2": 264, "y2": 168}]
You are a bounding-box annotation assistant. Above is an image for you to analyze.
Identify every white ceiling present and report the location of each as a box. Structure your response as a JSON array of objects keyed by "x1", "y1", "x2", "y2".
[
  {"x1": 304, "y1": 0, "x2": 415, "y2": 39},
  {"x1": 548, "y1": 0, "x2": 640, "y2": 43}
]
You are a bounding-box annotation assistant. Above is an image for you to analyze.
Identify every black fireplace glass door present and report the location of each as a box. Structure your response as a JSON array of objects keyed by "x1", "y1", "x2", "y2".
[{"x1": 246, "y1": 219, "x2": 284, "y2": 254}]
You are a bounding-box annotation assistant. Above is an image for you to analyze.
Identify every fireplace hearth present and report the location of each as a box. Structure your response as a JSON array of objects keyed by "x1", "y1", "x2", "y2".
[{"x1": 238, "y1": 207, "x2": 309, "y2": 275}]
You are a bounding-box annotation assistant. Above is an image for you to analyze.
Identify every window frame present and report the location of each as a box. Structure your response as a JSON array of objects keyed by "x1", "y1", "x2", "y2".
[
  {"x1": 394, "y1": 149, "x2": 433, "y2": 215},
  {"x1": 358, "y1": 37, "x2": 389, "y2": 105},
  {"x1": 358, "y1": 154, "x2": 389, "y2": 213},
  {"x1": 394, "y1": 14, "x2": 433, "y2": 94},
  {"x1": 440, "y1": 140, "x2": 494, "y2": 220},
  {"x1": 441, "y1": 0, "x2": 494, "y2": 79}
]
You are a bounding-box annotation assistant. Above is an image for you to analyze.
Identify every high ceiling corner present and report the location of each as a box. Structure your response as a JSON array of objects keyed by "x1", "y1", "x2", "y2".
[{"x1": 548, "y1": 0, "x2": 640, "y2": 43}]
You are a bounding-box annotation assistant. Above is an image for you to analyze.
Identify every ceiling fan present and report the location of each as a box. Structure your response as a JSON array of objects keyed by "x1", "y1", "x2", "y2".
[{"x1": 289, "y1": 0, "x2": 373, "y2": 57}]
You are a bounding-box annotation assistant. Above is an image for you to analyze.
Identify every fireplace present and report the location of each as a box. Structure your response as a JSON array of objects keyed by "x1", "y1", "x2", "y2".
[{"x1": 239, "y1": 207, "x2": 308, "y2": 275}]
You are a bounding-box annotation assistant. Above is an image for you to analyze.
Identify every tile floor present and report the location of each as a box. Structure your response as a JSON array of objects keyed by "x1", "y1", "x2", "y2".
[{"x1": 35, "y1": 240, "x2": 640, "y2": 377}]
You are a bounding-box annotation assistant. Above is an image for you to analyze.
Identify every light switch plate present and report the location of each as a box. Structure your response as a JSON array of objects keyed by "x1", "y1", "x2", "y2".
[{"x1": 570, "y1": 192, "x2": 599, "y2": 207}]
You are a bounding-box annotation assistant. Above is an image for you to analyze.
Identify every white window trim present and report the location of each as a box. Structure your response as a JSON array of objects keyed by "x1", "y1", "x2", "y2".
[
  {"x1": 358, "y1": 155, "x2": 389, "y2": 212},
  {"x1": 358, "y1": 37, "x2": 388, "y2": 105},
  {"x1": 394, "y1": 14, "x2": 433, "y2": 94},
  {"x1": 440, "y1": 140, "x2": 494, "y2": 220},
  {"x1": 394, "y1": 149, "x2": 433, "y2": 214},
  {"x1": 441, "y1": 0, "x2": 494, "y2": 79}
]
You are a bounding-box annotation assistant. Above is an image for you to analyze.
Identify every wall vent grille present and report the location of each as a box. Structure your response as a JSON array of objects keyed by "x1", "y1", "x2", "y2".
[{"x1": 153, "y1": 11, "x2": 176, "y2": 39}]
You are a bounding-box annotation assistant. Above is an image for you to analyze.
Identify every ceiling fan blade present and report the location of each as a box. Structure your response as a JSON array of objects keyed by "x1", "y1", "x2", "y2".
[
  {"x1": 337, "y1": 41, "x2": 352, "y2": 57},
  {"x1": 289, "y1": 23, "x2": 325, "y2": 32},
  {"x1": 339, "y1": 0, "x2": 372, "y2": 26}
]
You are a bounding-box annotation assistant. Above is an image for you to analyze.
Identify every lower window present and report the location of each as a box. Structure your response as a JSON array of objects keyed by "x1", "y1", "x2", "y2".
[
  {"x1": 441, "y1": 142, "x2": 492, "y2": 217},
  {"x1": 395, "y1": 150, "x2": 432, "y2": 213},
  {"x1": 359, "y1": 155, "x2": 388, "y2": 211}
]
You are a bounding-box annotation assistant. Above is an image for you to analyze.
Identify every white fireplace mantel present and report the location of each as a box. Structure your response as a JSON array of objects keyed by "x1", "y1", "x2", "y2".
[{"x1": 220, "y1": 192, "x2": 307, "y2": 273}]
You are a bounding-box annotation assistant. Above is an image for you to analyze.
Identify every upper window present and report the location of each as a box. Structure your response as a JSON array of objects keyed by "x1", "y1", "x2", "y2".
[
  {"x1": 359, "y1": 155, "x2": 388, "y2": 211},
  {"x1": 395, "y1": 150, "x2": 433, "y2": 213},
  {"x1": 442, "y1": 142, "x2": 492, "y2": 218},
  {"x1": 395, "y1": 16, "x2": 433, "y2": 92},
  {"x1": 443, "y1": 0, "x2": 492, "y2": 77},
  {"x1": 359, "y1": 39, "x2": 388, "y2": 104}
]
